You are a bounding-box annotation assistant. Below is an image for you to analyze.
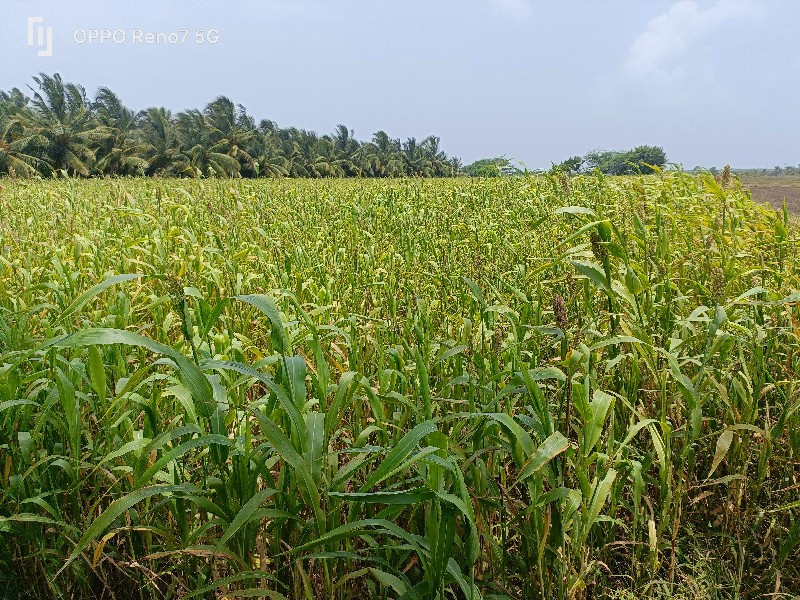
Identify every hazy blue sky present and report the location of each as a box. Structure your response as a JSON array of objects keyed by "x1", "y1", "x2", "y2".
[{"x1": 1, "y1": 0, "x2": 798, "y2": 168}]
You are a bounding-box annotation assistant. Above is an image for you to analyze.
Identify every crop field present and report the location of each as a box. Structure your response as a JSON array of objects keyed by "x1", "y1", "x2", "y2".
[{"x1": 1, "y1": 173, "x2": 799, "y2": 599}]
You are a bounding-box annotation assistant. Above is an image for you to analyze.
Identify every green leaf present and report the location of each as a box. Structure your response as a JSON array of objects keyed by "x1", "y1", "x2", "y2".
[
  {"x1": 285, "y1": 355, "x2": 308, "y2": 411},
  {"x1": 516, "y1": 431, "x2": 569, "y2": 484},
  {"x1": 521, "y1": 366, "x2": 567, "y2": 382},
  {"x1": 0, "y1": 399, "x2": 39, "y2": 414},
  {"x1": 215, "y1": 488, "x2": 278, "y2": 550},
  {"x1": 359, "y1": 421, "x2": 437, "y2": 492},
  {"x1": 461, "y1": 277, "x2": 484, "y2": 305},
  {"x1": 304, "y1": 411, "x2": 325, "y2": 485},
  {"x1": 51, "y1": 328, "x2": 214, "y2": 418},
  {"x1": 555, "y1": 205, "x2": 596, "y2": 217},
  {"x1": 583, "y1": 390, "x2": 613, "y2": 455},
  {"x1": 204, "y1": 359, "x2": 305, "y2": 453},
  {"x1": 18, "y1": 431, "x2": 33, "y2": 465},
  {"x1": 570, "y1": 260, "x2": 610, "y2": 293},
  {"x1": 58, "y1": 484, "x2": 197, "y2": 576},
  {"x1": 329, "y1": 487, "x2": 435, "y2": 505},
  {"x1": 289, "y1": 518, "x2": 427, "y2": 567},
  {"x1": 185, "y1": 572, "x2": 284, "y2": 598},
  {"x1": 96, "y1": 438, "x2": 151, "y2": 469},
  {"x1": 87, "y1": 345, "x2": 107, "y2": 405},
  {"x1": 235, "y1": 294, "x2": 290, "y2": 354},
  {"x1": 428, "y1": 503, "x2": 456, "y2": 594},
  {"x1": 581, "y1": 468, "x2": 617, "y2": 545},
  {"x1": 369, "y1": 568, "x2": 409, "y2": 596},
  {"x1": 57, "y1": 274, "x2": 142, "y2": 324},
  {"x1": 138, "y1": 434, "x2": 233, "y2": 486},
  {"x1": 589, "y1": 336, "x2": 647, "y2": 351},
  {"x1": 708, "y1": 430, "x2": 734, "y2": 478},
  {"x1": 477, "y1": 412, "x2": 535, "y2": 463},
  {"x1": 254, "y1": 410, "x2": 325, "y2": 535}
]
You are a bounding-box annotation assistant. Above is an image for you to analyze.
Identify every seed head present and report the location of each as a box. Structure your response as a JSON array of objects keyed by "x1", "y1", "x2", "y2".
[
  {"x1": 559, "y1": 172, "x2": 570, "y2": 196},
  {"x1": 711, "y1": 266, "x2": 725, "y2": 303},
  {"x1": 721, "y1": 165, "x2": 731, "y2": 188},
  {"x1": 567, "y1": 273, "x2": 576, "y2": 298},
  {"x1": 492, "y1": 327, "x2": 503, "y2": 353},
  {"x1": 590, "y1": 230, "x2": 608, "y2": 263},
  {"x1": 553, "y1": 294, "x2": 568, "y2": 330},
  {"x1": 166, "y1": 277, "x2": 185, "y2": 311}
]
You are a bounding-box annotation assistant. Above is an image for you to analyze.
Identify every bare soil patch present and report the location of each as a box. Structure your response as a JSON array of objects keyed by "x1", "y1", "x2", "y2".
[{"x1": 741, "y1": 176, "x2": 800, "y2": 212}]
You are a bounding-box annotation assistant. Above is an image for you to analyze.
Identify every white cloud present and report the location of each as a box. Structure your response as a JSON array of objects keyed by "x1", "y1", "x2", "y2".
[
  {"x1": 624, "y1": 0, "x2": 754, "y2": 85},
  {"x1": 492, "y1": 0, "x2": 532, "y2": 18}
]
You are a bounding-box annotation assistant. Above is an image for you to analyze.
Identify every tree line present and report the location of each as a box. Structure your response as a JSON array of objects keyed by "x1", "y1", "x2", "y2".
[
  {"x1": 704, "y1": 165, "x2": 800, "y2": 177},
  {"x1": 0, "y1": 73, "x2": 462, "y2": 179},
  {"x1": 459, "y1": 147, "x2": 669, "y2": 178},
  {"x1": 554, "y1": 146, "x2": 667, "y2": 175}
]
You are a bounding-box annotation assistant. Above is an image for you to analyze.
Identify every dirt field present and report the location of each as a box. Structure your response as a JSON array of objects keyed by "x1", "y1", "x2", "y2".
[{"x1": 741, "y1": 176, "x2": 800, "y2": 212}]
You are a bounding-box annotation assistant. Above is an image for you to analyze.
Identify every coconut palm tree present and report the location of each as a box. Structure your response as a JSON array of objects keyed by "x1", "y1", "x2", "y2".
[
  {"x1": 0, "y1": 121, "x2": 49, "y2": 178},
  {"x1": 0, "y1": 88, "x2": 31, "y2": 121},
  {"x1": 0, "y1": 90, "x2": 48, "y2": 177},
  {"x1": 308, "y1": 136, "x2": 349, "y2": 177},
  {"x1": 139, "y1": 107, "x2": 184, "y2": 176},
  {"x1": 254, "y1": 119, "x2": 289, "y2": 177},
  {"x1": 420, "y1": 135, "x2": 455, "y2": 176},
  {"x1": 13, "y1": 73, "x2": 108, "y2": 176},
  {"x1": 402, "y1": 137, "x2": 433, "y2": 177},
  {"x1": 357, "y1": 131, "x2": 404, "y2": 177},
  {"x1": 93, "y1": 87, "x2": 147, "y2": 175},
  {"x1": 203, "y1": 96, "x2": 259, "y2": 176},
  {"x1": 0, "y1": 73, "x2": 464, "y2": 179},
  {"x1": 176, "y1": 109, "x2": 240, "y2": 177},
  {"x1": 270, "y1": 127, "x2": 316, "y2": 177},
  {"x1": 331, "y1": 124, "x2": 362, "y2": 176}
]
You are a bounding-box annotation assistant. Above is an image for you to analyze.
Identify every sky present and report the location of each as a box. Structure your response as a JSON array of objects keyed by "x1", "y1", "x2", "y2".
[{"x1": 1, "y1": 0, "x2": 798, "y2": 169}]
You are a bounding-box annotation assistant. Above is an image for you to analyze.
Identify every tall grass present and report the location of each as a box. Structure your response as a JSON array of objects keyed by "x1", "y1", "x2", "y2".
[{"x1": 0, "y1": 173, "x2": 798, "y2": 599}]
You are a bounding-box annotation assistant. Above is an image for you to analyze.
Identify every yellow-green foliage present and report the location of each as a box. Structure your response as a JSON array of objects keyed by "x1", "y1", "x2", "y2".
[{"x1": 0, "y1": 174, "x2": 798, "y2": 599}]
